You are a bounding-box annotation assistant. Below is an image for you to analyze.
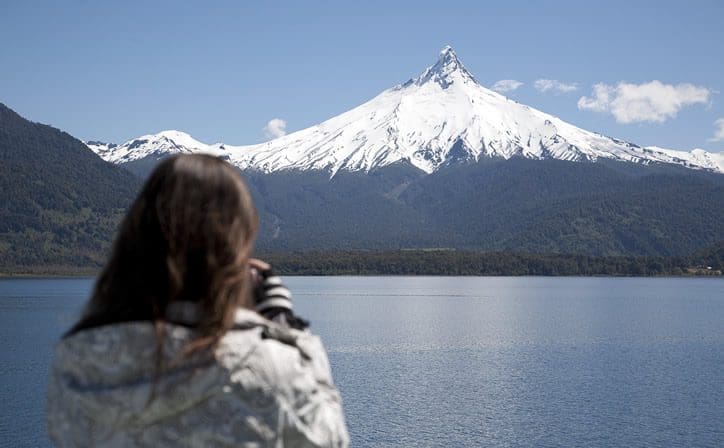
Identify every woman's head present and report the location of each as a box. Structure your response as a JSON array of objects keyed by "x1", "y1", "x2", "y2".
[{"x1": 69, "y1": 154, "x2": 258, "y2": 349}]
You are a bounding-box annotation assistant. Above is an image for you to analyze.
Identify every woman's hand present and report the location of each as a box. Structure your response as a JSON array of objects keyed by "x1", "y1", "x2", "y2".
[{"x1": 248, "y1": 258, "x2": 271, "y2": 272}]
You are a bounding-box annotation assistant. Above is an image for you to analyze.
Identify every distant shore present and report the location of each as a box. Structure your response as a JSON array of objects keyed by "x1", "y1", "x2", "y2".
[{"x1": 2, "y1": 250, "x2": 721, "y2": 277}]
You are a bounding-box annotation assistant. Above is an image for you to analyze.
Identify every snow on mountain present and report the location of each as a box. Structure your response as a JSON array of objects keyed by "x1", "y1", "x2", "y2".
[
  {"x1": 85, "y1": 131, "x2": 218, "y2": 164},
  {"x1": 86, "y1": 46, "x2": 724, "y2": 175},
  {"x1": 84, "y1": 141, "x2": 118, "y2": 160},
  {"x1": 642, "y1": 146, "x2": 724, "y2": 173}
]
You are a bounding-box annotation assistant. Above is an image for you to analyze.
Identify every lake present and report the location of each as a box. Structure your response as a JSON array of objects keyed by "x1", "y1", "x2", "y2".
[{"x1": 1, "y1": 276, "x2": 723, "y2": 447}]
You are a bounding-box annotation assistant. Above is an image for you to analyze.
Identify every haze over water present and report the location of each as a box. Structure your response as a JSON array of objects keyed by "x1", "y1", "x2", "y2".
[{"x1": 1, "y1": 276, "x2": 723, "y2": 447}]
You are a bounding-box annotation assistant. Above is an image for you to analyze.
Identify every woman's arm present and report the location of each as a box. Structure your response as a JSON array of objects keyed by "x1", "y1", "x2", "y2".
[
  {"x1": 266, "y1": 332, "x2": 350, "y2": 447},
  {"x1": 248, "y1": 258, "x2": 348, "y2": 446},
  {"x1": 249, "y1": 258, "x2": 309, "y2": 330}
]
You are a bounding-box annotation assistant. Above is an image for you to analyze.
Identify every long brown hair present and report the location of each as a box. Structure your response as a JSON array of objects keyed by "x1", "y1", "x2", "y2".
[{"x1": 67, "y1": 154, "x2": 258, "y2": 354}]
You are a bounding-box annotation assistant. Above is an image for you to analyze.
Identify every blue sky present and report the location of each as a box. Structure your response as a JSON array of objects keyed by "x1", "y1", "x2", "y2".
[{"x1": 2, "y1": 0, "x2": 723, "y2": 152}]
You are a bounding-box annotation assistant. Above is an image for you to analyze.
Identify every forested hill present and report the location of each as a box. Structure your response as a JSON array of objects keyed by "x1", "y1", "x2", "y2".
[
  {"x1": 0, "y1": 103, "x2": 141, "y2": 270},
  {"x1": 247, "y1": 158, "x2": 724, "y2": 257}
]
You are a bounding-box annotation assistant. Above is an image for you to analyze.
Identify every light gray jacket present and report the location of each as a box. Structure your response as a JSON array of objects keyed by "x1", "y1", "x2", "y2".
[{"x1": 47, "y1": 305, "x2": 349, "y2": 447}]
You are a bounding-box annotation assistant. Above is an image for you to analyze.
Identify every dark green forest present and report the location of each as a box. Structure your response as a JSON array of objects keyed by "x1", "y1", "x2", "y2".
[
  {"x1": 0, "y1": 103, "x2": 140, "y2": 271},
  {"x1": 246, "y1": 158, "x2": 724, "y2": 257},
  {"x1": 258, "y1": 246, "x2": 723, "y2": 276}
]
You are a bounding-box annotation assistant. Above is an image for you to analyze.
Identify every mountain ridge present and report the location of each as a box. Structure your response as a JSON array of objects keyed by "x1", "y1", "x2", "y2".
[
  {"x1": 86, "y1": 46, "x2": 724, "y2": 176},
  {"x1": 1, "y1": 101, "x2": 723, "y2": 272}
]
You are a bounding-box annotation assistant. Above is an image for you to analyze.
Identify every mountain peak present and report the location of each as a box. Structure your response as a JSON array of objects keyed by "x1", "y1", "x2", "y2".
[
  {"x1": 437, "y1": 45, "x2": 458, "y2": 65},
  {"x1": 414, "y1": 45, "x2": 476, "y2": 88},
  {"x1": 156, "y1": 129, "x2": 192, "y2": 139},
  {"x1": 142, "y1": 130, "x2": 208, "y2": 149}
]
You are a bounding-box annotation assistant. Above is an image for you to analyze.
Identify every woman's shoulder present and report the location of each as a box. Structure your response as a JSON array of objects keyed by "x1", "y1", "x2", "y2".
[
  {"x1": 219, "y1": 309, "x2": 349, "y2": 446},
  {"x1": 219, "y1": 308, "x2": 334, "y2": 387}
]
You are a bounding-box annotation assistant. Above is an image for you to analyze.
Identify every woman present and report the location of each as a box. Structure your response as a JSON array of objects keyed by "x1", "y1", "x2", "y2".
[{"x1": 47, "y1": 154, "x2": 349, "y2": 447}]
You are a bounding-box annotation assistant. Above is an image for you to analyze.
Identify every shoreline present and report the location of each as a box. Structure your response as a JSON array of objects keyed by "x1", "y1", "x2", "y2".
[{"x1": 1, "y1": 272, "x2": 721, "y2": 279}]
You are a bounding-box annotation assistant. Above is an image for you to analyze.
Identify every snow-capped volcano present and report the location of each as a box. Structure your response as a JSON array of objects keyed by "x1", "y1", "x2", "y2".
[{"x1": 87, "y1": 46, "x2": 724, "y2": 175}]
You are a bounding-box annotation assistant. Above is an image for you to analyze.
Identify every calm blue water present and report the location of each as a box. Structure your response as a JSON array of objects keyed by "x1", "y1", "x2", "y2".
[{"x1": 1, "y1": 276, "x2": 723, "y2": 447}]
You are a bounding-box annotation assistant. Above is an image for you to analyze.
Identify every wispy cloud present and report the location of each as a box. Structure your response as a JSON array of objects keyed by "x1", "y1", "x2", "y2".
[
  {"x1": 491, "y1": 79, "x2": 523, "y2": 93},
  {"x1": 263, "y1": 118, "x2": 287, "y2": 140},
  {"x1": 709, "y1": 118, "x2": 724, "y2": 142},
  {"x1": 534, "y1": 79, "x2": 578, "y2": 94},
  {"x1": 578, "y1": 81, "x2": 711, "y2": 124}
]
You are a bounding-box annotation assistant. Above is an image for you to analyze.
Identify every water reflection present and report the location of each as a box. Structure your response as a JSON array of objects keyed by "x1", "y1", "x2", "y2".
[{"x1": 1, "y1": 276, "x2": 723, "y2": 447}]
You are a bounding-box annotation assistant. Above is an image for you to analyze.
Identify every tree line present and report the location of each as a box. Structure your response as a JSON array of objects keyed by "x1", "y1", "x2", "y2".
[{"x1": 257, "y1": 248, "x2": 723, "y2": 276}]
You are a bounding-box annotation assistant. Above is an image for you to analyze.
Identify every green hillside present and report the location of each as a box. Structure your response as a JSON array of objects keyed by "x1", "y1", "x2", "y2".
[{"x1": 0, "y1": 103, "x2": 140, "y2": 272}]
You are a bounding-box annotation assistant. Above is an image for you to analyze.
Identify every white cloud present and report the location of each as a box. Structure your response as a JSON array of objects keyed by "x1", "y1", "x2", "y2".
[
  {"x1": 577, "y1": 84, "x2": 614, "y2": 112},
  {"x1": 491, "y1": 79, "x2": 523, "y2": 93},
  {"x1": 708, "y1": 118, "x2": 724, "y2": 142},
  {"x1": 577, "y1": 81, "x2": 711, "y2": 124},
  {"x1": 262, "y1": 118, "x2": 287, "y2": 140},
  {"x1": 534, "y1": 79, "x2": 578, "y2": 94}
]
